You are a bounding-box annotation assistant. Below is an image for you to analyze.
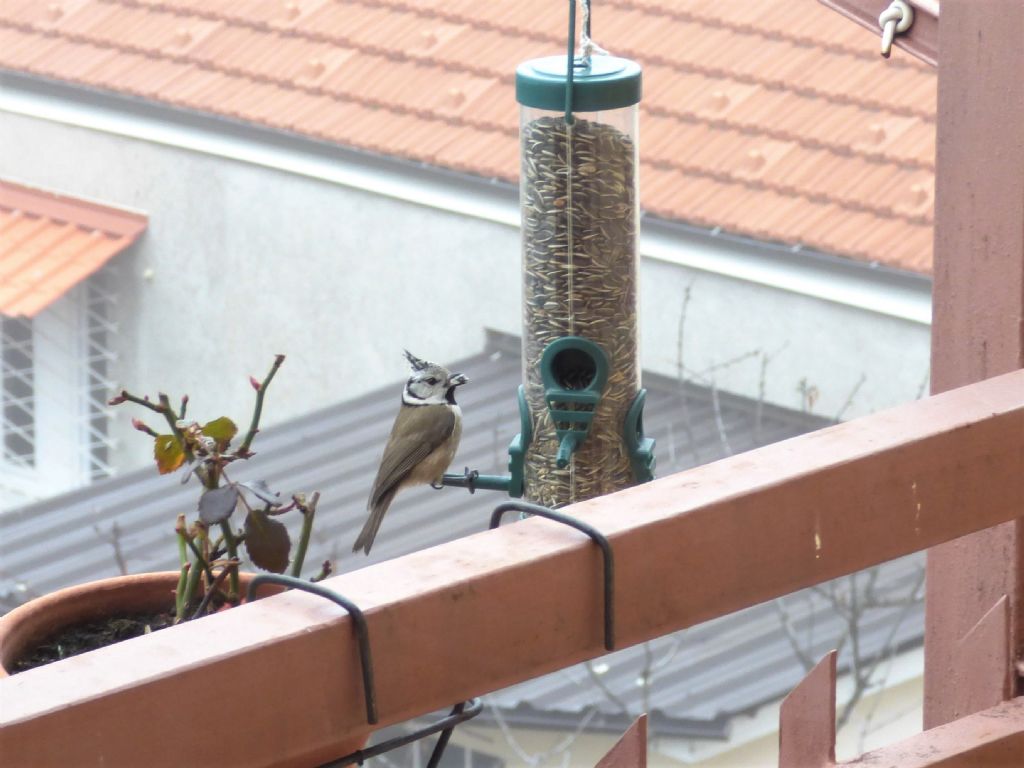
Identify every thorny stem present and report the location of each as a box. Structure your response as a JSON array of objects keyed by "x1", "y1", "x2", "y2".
[
  {"x1": 290, "y1": 492, "x2": 319, "y2": 579},
  {"x1": 175, "y1": 563, "x2": 188, "y2": 619},
  {"x1": 183, "y1": 534, "x2": 213, "y2": 581},
  {"x1": 209, "y1": 533, "x2": 246, "y2": 562},
  {"x1": 179, "y1": 554, "x2": 205, "y2": 623},
  {"x1": 111, "y1": 390, "x2": 165, "y2": 414},
  {"x1": 311, "y1": 560, "x2": 333, "y2": 582},
  {"x1": 210, "y1": 472, "x2": 239, "y2": 596},
  {"x1": 190, "y1": 561, "x2": 239, "y2": 620},
  {"x1": 219, "y1": 521, "x2": 241, "y2": 597},
  {"x1": 177, "y1": 525, "x2": 214, "y2": 622},
  {"x1": 159, "y1": 392, "x2": 194, "y2": 463},
  {"x1": 175, "y1": 515, "x2": 188, "y2": 566},
  {"x1": 238, "y1": 354, "x2": 285, "y2": 457},
  {"x1": 111, "y1": 389, "x2": 195, "y2": 462}
]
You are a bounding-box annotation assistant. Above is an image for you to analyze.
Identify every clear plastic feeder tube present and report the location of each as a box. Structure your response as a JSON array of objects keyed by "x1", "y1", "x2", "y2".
[{"x1": 517, "y1": 55, "x2": 642, "y2": 507}]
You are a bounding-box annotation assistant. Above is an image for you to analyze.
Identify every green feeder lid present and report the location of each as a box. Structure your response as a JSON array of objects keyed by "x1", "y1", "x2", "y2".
[{"x1": 516, "y1": 55, "x2": 642, "y2": 112}]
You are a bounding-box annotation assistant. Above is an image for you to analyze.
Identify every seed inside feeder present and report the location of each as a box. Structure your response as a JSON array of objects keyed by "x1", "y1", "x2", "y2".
[
  {"x1": 520, "y1": 115, "x2": 639, "y2": 507},
  {"x1": 552, "y1": 348, "x2": 597, "y2": 390}
]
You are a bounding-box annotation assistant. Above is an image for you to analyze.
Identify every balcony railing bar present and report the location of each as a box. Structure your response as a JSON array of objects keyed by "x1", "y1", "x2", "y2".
[{"x1": 1, "y1": 369, "x2": 1020, "y2": 767}]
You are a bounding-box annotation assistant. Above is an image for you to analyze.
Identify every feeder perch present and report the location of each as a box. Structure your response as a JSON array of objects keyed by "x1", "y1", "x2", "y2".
[
  {"x1": 624, "y1": 389, "x2": 656, "y2": 483},
  {"x1": 442, "y1": 386, "x2": 530, "y2": 498}
]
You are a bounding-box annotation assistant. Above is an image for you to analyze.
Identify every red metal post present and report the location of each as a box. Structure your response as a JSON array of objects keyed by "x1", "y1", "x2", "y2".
[
  {"x1": 951, "y1": 597, "x2": 1013, "y2": 718},
  {"x1": 840, "y1": 697, "x2": 1024, "y2": 767},
  {"x1": 595, "y1": 716, "x2": 647, "y2": 768},
  {"x1": 778, "y1": 651, "x2": 837, "y2": 768},
  {"x1": 925, "y1": 0, "x2": 1024, "y2": 728}
]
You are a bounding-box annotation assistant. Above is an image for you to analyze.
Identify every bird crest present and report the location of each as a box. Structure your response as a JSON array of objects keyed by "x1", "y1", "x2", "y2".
[{"x1": 404, "y1": 350, "x2": 431, "y2": 371}]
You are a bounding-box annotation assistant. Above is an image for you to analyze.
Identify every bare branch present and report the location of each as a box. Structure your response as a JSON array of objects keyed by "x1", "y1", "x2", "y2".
[
  {"x1": 708, "y1": 381, "x2": 733, "y2": 456},
  {"x1": 93, "y1": 522, "x2": 128, "y2": 576},
  {"x1": 773, "y1": 598, "x2": 816, "y2": 671},
  {"x1": 835, "y1": 373, "x2": 868, "y2": 421},
  {"x1": 238, "y1": 354, "x2": 286, "y2": 457},
  {"x1": 584, "y1": 662, "x2": 632, "y2": 716}
]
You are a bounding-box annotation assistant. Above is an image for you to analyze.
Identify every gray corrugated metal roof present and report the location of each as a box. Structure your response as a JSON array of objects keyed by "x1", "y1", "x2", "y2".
[{"x1": 0, "y1": 331, "x2": 922, "y2": 737}]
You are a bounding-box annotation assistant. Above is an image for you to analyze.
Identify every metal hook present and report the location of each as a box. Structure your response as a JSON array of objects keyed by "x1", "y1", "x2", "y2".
[
  {"x1": 490, "y1": 500, "x2": 616, "y2": 651},
  {"x1": 247, "y1": 578, "x2": 483, "y2": 767},
  {"x1": 878, "y1": 0, "x2": 914, "y2": 58},
  {"x1": 247, "y1": 574, "x2": 378, "y2": 725}
]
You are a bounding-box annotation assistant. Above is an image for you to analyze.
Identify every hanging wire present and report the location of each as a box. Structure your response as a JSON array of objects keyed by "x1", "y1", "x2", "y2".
[
  {"x1": 563, "y1": 0, "x2": 577, "y2": 338},
  {"x1": 578, "y1": 0, "x2": 608, "y2": 65},
  {"x1": 564, "y1": 0, "x2": 576, "y2": 126},
  {"x1": 563, "y1": 1, "x2": 578, "y2": 500}
]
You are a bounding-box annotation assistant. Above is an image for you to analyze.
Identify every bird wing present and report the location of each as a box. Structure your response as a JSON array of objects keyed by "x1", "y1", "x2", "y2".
[{"x1": 370, "y1": 404, "x2": 455, "y2": 508}]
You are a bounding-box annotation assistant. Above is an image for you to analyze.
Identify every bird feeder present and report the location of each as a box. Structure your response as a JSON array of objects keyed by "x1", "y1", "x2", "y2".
[
  {"x1": 441, "y1": 2, "x2": 654, "y2": 506},
  {"x1": 514, "y1": 7, "x2": 654, "y2": 508}
]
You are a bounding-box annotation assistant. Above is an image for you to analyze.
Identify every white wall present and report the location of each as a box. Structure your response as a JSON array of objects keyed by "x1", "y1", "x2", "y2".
[
  {"x1": 2, "y1": 110, "x2": 522, "y2": 472},
  {"x1": 0, "y1": 101, "x2": 931, "y2": 477},
  {"x1": 640, "y1": 258, "x2": 931, "y2": 420}
]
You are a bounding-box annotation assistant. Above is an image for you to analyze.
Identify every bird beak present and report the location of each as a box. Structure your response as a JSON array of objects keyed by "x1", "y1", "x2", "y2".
[{"x1": 449, "y1": 372, "x2": 468, "y2": 387}]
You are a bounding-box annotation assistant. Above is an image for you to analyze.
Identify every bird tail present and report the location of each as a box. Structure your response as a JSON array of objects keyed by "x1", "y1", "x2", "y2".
[{"x1": 353, "y1": 489, "x2": 397, "y2": 555}]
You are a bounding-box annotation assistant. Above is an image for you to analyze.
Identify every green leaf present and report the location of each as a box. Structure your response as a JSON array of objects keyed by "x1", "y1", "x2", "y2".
[
  {"x1": 198, "y1": 485, "x2": 239, "y2": 524},
  {"x1": 244, "y1": 509, "x2": 291, "y2": 573},
  {"x1": 201, "y1": 416, "x2": 238, "y2": 450},
  {"x1": 154, "y1": 435, "x2": 185, "y2": 475}
]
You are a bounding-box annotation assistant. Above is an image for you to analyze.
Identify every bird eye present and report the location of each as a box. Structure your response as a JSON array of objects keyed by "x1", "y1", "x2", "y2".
[{"x1": 426, "y1": 377, "x2": 438, "y2": 385}]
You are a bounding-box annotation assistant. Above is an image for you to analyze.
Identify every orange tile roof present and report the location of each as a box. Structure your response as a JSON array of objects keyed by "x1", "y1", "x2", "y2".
[
  {"x1": 0, "y1": 1, "x2": 936, "y2": 273},
  {"x1": 0, "y1": 180, "x2": 147, "y2": 317}
]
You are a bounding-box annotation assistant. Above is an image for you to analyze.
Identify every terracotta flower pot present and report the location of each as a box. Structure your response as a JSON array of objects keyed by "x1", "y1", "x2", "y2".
[
  {"x1": 1, "y1": 571, "x2": 373, "y2": 760},
  {"x1": 0, "y1": 571, "x2": 267, "y2": 677}
]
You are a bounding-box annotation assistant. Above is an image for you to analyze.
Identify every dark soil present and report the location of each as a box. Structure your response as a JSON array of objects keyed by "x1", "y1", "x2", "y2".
[{"x1": 12, "y1": 612, "x2": 174, "y2": 674}]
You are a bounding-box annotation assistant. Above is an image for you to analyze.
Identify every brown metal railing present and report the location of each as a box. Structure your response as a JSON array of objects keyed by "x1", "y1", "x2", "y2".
[{"x1": 1, "y1": 370, "x2": 1021, "y2": 766}]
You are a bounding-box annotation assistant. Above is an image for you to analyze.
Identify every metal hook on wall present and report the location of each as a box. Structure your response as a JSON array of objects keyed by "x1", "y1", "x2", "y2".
[{"x1": 878, "y1": 0, "x2": 914, "y2": 57}]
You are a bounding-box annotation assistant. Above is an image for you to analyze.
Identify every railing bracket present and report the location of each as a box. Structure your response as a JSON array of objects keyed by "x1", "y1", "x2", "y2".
[
  {"x1": 490, "y1": 500, "x2": 616, "y2": 651},
  {"x1": 247, "y1": 574, "x2": 481, "y2": 767}
]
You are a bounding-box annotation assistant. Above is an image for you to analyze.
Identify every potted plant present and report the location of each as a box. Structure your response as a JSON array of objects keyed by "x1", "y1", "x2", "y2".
[{"x1": 0, "y1": 355, "x2": 327, "y2": 676}]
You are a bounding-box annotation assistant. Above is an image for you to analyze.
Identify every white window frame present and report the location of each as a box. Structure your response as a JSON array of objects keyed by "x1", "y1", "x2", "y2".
[{"x1": 1, "y1": 275, "x2": 116, "y2": 510}]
